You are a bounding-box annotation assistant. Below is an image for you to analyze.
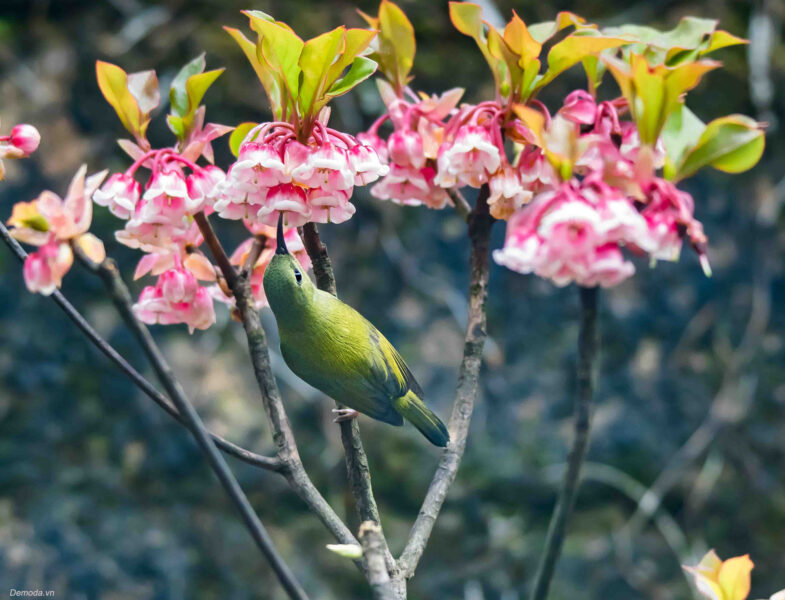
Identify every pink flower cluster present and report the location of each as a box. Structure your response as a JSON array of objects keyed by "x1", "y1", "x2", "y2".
[
  {"x1": 133, "y1": 265, "x2": 215, "y2": 333},
  {"x1": 8, "y1": 165, "x2": 108, "y2": 295},
  {"x1": 213, "y1": 120, "x2": 388, "y2": 228},
  {"x1": 367, "y1": 88, "x2": 463, "y2": 209},
  {"x1": 367, "y1": 85, "x2": 709, "y2": 288},
  {"x1": 494, "y1": 91, "x2": 708, "y2": 287}
]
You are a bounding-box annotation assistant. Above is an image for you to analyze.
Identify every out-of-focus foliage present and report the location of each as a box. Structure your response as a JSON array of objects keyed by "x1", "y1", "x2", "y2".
[{"x1": 0, "y1": 1, "x2": 783, "y2": 599}]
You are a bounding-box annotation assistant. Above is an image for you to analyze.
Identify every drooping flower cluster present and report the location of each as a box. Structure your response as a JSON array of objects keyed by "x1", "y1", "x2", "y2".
[
  {"x1": 90, "y1": 144, "x2": 316, "y2": 331},
  {"x1": 367, "y1": 86, "x2": 462, "y2": 209},
  {"x1": 493, "y1": 92, "x2": 710, "y2": 287},
  {"x1": 8, "y1": 165, "x2": 107, "y2": 294},
  {"x1": 214, "y1": 121, "x2": 388, "y2": 228},
  {"x1": 367, "y1": 84, "x2": 714, "y2": 288}
]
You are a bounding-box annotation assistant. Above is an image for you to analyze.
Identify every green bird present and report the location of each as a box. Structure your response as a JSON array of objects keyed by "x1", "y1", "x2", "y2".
[{"x1": 263, "y1": 216, "x2": 450, "y2": 447}]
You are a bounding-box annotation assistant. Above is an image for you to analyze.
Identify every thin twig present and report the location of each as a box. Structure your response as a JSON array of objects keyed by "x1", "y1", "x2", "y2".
[
  {"x1": 299, "y1": 222, "x2": 392, "y2": 567},
  {"x1": 194, "y1": 213, "x2": 361, "y2": 553},
  {"x1": 73, "y1": 247, "x2": 309, "y2": 600},
  {"x1": 242, "y1": 234, "x2": 267, "y2": 277},
  {"x1": 529, "y1": 285, "x2": 598, "y2": 600},
  {"x1": 0, "y1": 221, "x2": 280, "y2": 472},
  {"x1": 360, "y1": 522, "x2": 397, "y2": 600},
  {"x1": 447, "y1": 187, "x2": 472, "y2": 222},
  {"x1": 398, "y1": 184, "x2": 494, "y2": 577}
]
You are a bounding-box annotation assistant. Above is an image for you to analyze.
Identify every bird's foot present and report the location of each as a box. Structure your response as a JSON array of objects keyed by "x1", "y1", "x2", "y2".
[{"x1": 332, "y1": 408, "x2": 360, "y2": 423}]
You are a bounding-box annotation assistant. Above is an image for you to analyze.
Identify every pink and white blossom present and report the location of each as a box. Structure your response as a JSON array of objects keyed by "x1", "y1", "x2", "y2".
[
  {"x1": 133, "y1": 267, "x2": 216, "y2": 333},
  {"x1": 93, "y1": 173, "x2": 141, "y2": 219},
  {"x1": 23, "y1": 240, "x2": 73, "y2": 296},
  {"x1": 435, "y1": 125, "x2": 501, "y2": 188}
]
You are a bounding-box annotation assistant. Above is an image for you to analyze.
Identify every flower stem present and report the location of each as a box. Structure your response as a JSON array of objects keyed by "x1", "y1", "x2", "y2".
[{"x1": 529, "y1": 285, "x2": 598, "y2": 600}]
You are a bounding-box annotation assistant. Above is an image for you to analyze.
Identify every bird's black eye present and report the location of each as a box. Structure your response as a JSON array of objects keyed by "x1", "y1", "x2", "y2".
[{"x1": 294, "y1": 268, "x2": 303, "y2": 285}]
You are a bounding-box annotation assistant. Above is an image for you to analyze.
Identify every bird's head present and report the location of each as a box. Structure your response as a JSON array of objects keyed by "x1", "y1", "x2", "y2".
[{"x1": 263, "y1": 213, "x2": 314, "y2": 318}]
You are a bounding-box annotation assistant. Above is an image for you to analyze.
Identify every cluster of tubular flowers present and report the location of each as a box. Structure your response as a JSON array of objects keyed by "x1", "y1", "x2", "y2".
[
  {"x1": 494, "y1": 90, "x2": 709, "y2": 287},
  {"x1": 8, "y1": 165, "x2": 107, "y2": 294},
  {"x1": 0, "y1": 123, "x2": 40, "y2": 180},
  {"x1": 213, "y1": 120, "x2": 388, "y2": 228},
  {"x1": 90, "y1": 148, "x2": 229, "y2": 331},
  {"x1": 366, "y1": 88, "x2": 463, "y2": 209}
]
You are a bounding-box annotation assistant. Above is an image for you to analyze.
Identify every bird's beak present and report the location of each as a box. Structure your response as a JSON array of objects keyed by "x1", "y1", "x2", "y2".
[{"x1": 276, "y1": 212, "x2": 289, "y2": 255}]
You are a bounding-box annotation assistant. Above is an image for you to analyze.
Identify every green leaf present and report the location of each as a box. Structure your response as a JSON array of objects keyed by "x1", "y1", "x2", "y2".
[
  {"x1": 535, "y1": 32, "x2": 627, "y2": 91},
  {"x1": 326, "y1": 56, "x2": 377, "y2": 98},
  {"x1": 675, "y1": 115, "x2": 764, "y2": 181},
  {"x1": 378, "y1": 0, "x2": 415, "y2": 90},
  {"x1": 224, "y1": 26, "x2": 283, "y2": 118},
  {"x1": 661, "y1": 104, "x2": 705, "y2": 179},
  {"x1": 166, "y1": 114, "x2": 185, "y2": 139},
  {"x1": 325, "y1": 544, "x2": 363, "y2": 559},
  {"x1": 229, "y1": 122, "x2": 257, "y2": 157},
  {"x1": 95, "y1": 60, "x2": 145, "y2": 140},
  {"x1": 185, "y1": 69, "x2": 223, "y2": 115},
  {"x1": 170, "y1": 54, "x2": 205, "y2": 117},
  {"x1": 254, "y1": 18, "x2": 304, "y2": 101},
  {"x1": 448, "y1": 2, "x2": 503, "y2": 92},
  {"x1": 298, "y1": 27, "x2": 345, "y2": 116},
  {"x1": 527, "y1": 12, "x2": 587, "y2": 44}
]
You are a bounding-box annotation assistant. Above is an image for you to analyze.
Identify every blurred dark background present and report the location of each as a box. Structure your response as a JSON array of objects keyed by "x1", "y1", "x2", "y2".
[{"x1": 0, "y1": 1, "x2": 783, "y2": 598}]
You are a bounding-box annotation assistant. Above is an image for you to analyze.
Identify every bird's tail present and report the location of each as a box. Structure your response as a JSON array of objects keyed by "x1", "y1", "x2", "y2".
[{"x1": 393, "y1": 390, "x2": 450, "y2": 447}]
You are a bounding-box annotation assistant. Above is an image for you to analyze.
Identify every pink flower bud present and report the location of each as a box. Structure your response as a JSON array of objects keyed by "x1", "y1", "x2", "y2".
[
  {"x1": 387, "y1": 130, "x2": 426, "y2": 169},
  {"x1": 559, "y1": 90, "x2": 597, "y2": 125},
  {"x1": 10, "y1": 124, "x2": 41, "y2": 156}
]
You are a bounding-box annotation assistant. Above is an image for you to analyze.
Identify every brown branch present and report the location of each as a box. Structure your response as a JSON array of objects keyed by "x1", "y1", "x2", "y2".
[
  {"x1": 0, "y1": 221, "x2": 280, "y2": 472},
  {"x1": 446, "y1": 187, "x2": 472, "y2": 222},
  {"x1": 72, "y1": 248, "x2": 308, "y2": 600},
  {"x1": 359, "y1": 522, "x2": 397, "y2": 600},
  {"x1": 529, "y1": 285, "x2": 598, "y2": 600},
  {"x1": 194, "y1": 213, "x2": 360, "y2": 552},
  {"x1": 242, "y1": 234, "x2": 266, "y2": 277},
  {"x1": 299, "y1": 222, "x2": 392, "y2": 565},
  {"x1": 398, "y1": 184, "x2": 494, "y2": 577}
]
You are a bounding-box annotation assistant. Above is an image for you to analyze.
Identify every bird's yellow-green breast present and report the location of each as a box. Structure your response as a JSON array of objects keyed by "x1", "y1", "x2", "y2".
[{"x1": 262, "y1": 226, "x2": 449, "y2": 447}]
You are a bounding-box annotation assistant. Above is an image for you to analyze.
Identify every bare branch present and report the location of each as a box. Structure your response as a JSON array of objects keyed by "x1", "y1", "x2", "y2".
[
  {"x1": 529, "y1": 285, "x2": 598, "y2": 600},
  {"x1": 0, "y1": 221, "x2": 280, "y2": 472},
  {"x1": 398, "y1": 184, "x2": 494, "y2": 577},
  {"x1": 360, "y1": 522, "x2": 397, "y2": 600},
  {"x1": 446, "y1": 187, "x2": 472, "y2": 222},
  {"x1": 71, "y1": 247, "x2": 308, "y2": 600}
]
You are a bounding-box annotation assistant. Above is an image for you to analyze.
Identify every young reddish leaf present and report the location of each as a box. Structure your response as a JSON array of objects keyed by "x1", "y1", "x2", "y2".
[
  {"x1": 503, "y1": 11, "x2": 541, "y2": 69},
  {"x1": 127, "y1": 70, "x2": 160, "y2": 117},
  {"x1": 96, "y1": 61, "x2": 144, "y2": 140},
  {"x1": 675, "y1": 114, "x2": 765, "y2": 181},
  {"x1": 229, "y1": 122, "x2": 258, "y2": 157}
]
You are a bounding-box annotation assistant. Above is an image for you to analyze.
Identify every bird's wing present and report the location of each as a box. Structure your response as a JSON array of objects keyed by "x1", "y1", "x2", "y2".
[{"x1": 365, "y1": 321, "x2": 425, "y2": 400}]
